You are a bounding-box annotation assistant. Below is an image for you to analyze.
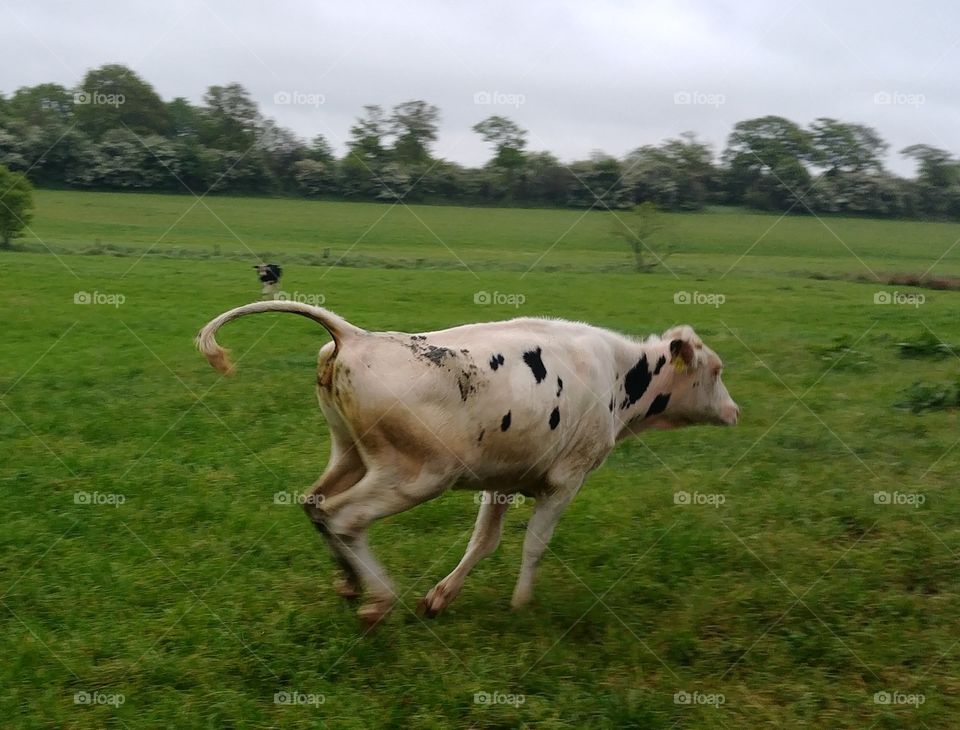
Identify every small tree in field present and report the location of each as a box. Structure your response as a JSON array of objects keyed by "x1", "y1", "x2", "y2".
[
  {"x1": 0, "y1": 165, "x2": 34, "y2": 248},
  {"x1": 613, "y1": 201, "x2": 671, "y2": 272}
]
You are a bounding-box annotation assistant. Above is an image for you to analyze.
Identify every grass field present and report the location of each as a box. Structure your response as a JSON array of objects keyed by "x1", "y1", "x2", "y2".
[{"x1": 3, "y1": 190, "x2": 960, "y2": 728}]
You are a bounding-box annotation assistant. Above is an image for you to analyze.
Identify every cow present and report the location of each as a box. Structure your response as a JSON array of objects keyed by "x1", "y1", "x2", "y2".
[
  {"x1": 253, "y1": 263, "x2": 283, "y2": 298},
  {"x1": 196, "y1": 301, "x2": 739, "y2": 626}
]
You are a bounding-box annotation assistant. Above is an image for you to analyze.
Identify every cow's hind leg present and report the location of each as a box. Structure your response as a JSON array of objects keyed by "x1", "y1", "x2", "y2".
[
  {"x1": 318, "y1": 462, "x2": 452, "y2": 627},
  {"x1": 419, "y1": 491, "x2": 509, "y2": 618},
  {"x1": 303, "y1": 440, "x2": 366, "y2": 601}
]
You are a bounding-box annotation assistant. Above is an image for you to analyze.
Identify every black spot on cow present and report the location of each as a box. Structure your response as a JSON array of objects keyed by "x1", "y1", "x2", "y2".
[
  {"x1": 489, "y1": 353, "x2": 505, "y2": 371},
  {"x1": 620, "y1": 354, "x2": 652, "y2": 409},
  {"x1": 522, "y1": 347, "x2": 547, "y2": 383},
  {"x1": 653, "y1": 355, "x2": 666, "y2": 375},
  {"x1": 608, "y1": 398, "x2": 614, "y2": 412},
  {"x1": 410, "y1": 334, "x2": 427, "y2": 341},
  {"x1": 646, "y1": 393, "x2": 671, "y2": 418},
  {"x1": 460, "y1": 349, "x2": 470, "y2": 355},
  {"x1": 549, "y1": 406, "x2": 560, "y2": 430},
  {"x1": 501, "y1": 411, "x2": 512, "y2": 431},
  {"x1": 477, "y1": 429, "x2": 485, "y2": 443},
  {"x1": 556, "y1": 377, "x2": 563, "y2": 397}
]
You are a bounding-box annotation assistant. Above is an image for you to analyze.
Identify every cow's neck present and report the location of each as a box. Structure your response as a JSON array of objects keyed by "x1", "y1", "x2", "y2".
[{"x1": 610, "y1": 336, "x2": 677, "y2": 433}]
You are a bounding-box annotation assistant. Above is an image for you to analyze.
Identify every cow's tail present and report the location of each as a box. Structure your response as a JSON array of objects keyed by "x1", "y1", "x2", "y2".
[{"x1": 195, "y1": 301, "x2": 366, "y2": 375}]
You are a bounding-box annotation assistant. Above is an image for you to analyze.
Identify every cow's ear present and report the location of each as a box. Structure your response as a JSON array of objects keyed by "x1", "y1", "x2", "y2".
[{"x1": 670, "y1": 338, "x2": 697, "y2": 372}]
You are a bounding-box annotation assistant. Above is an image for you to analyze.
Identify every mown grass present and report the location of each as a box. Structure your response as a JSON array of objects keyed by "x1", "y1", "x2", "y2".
[
  {"x1": 24, "y1": 189, "x2": 960, "y2": 277},
  {"x1": 2, "y1": 191, "x2": 960, "y2": 728}
]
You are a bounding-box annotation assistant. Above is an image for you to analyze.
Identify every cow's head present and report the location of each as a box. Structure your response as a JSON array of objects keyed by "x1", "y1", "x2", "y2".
[{"x1": 649, "y1": 325, "x2": 739, "y2": 428}]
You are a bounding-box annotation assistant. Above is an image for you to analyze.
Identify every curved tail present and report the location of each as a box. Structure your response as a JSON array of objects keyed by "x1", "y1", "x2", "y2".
[{"x1": 195, "y1": 301, "x2": 365, "y2": 375}]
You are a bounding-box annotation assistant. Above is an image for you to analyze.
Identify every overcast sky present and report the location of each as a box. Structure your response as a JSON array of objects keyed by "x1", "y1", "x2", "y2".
[{"x1": 3, "y1": 0, "x2": 956, "y2": 175}]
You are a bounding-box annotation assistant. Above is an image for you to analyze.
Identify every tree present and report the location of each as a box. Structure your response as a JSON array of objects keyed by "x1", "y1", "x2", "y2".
[
  {"x1": 473, "y1": 115, "x2": 527, "y2": 170},
  {"x1": 167, "y1": 97, "x2": 204, "y2": 139},
  {"x1": 566, "y1": 152, "x2": 631, "y2": 209},
  {"x1": 390, "y1": 100, "x2": 439, "y2": 165},
  {"x1": 306, "y1": 134, "x2": 335, "y2": 164},
  {"x1": 342, "y1": 105, "x2": 390, "y2": 197},
  {"x1": 722, "y1": 116, "x2": 813, "y2": 210},
  {"x1": 625, "y1": 132, "x2": 716, "y2": 210},
  {"x1": 6, "y1": 83, "x2": 74, "y2": 128},
  {"x1": 810, "y1": 118, "x2": 887, "y2": 175},
  {"x1": 612, "y1": 202, "x2": 670, "y2": 272},
  {"x1": 901, "y1": 145, "x2": 960, "y2": 218},
  {"x1": 0, "y1": 164, "x2": 34, "y2": 248},
  {"x1": 200, "y1": 83, "x2": 261, "y2": 151},
  {"x1": 348, "y1": 105, "x2": 388, "y2": 162},
  {"x1": 73, "y1": 64, "x2": 170, "y2": 139},
  {"x1": 293, "y1": 159, "x2": 336, "y2": 197}
]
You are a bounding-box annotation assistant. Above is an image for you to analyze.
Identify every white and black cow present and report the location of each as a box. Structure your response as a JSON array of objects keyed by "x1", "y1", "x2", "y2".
[
  {"x1": 253, "y1": 263, "x2": 282, "y2": 297},
  {"x1": 196, "y1": 301, "x2": 739, "y2": 626}
]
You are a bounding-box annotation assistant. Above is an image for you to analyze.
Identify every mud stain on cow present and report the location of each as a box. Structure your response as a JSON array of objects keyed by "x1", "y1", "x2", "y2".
[
  {"x1": 522, "y1": 347, "x2": 548, "y2": 383},
  {"x1": 608, "y1": 397, "x2": 614, "y2": 412},
  {"x1": 653, "y1": 355, "x2": 666, "y2": 375},
  {"x1": 457, "y1": 363, "x2": 483, "y2": 402},
  {"x1": 620, "y1": 354, "x2": 652, "y2": 410},
  {"x1": 646, "y1": 393, "x2": 671, "y2": 418},
  {"x1": 477, "y1": 429, "x2": 485, "y2": 443},
  {"x1": 405, "y1": 338, "x2": 456, "y2": 367},
  {"x1": 549, "y1": 406, "x2": 560, "y2": 430},
  {"x1": 501, "y1": 411, "x2": 512, "y2": 431},
  {"x1": 489, "y1": 353, "x2": 505, "y2": 371},
  {"x1": 556, "y1": 377, "x2": 563, "y2": 397}
]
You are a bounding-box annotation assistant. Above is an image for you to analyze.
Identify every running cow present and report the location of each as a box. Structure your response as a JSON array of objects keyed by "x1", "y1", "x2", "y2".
[{"x1": 196, "y1": 301, "x2": 740, "y2": 626}]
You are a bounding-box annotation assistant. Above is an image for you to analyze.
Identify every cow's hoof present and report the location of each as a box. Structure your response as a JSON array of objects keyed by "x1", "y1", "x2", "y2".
[
  {"x1": 418, "y1": 591, "x2": 446, "y2": 619},
  {"x1": 357, "y1": 600, "x2": 393, "y2": 629},
  {"x1": 510, "y1": 590, "x2": 533, "y2": 611},
  {"x1": 333, "y1": 575, "x2": 361, "y2": 602}
]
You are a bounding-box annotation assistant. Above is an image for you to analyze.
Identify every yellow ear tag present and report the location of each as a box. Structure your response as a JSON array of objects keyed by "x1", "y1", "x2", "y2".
[{"x1": 673, "y1": 357, "x2": 686, "y2": 374}]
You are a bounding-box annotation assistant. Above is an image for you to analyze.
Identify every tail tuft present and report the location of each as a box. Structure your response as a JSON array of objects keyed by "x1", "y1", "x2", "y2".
[{"x1": 195, "y1": 330, "x2": 235, "y2": 375}]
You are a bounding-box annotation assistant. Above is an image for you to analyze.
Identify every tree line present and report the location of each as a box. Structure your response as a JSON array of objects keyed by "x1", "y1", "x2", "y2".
[{"x1": 2, "y1": 64, "x2": 959, "y2": 219}]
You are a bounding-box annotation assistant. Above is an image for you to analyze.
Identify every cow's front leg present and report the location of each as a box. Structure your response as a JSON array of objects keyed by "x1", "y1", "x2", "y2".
[
  {"x1": 420, "y1": 491, "x2": 509, "y2": 618},
  {"x1": 320, "y1": 463, "x2": 452, "y2": 627},
  {"x1": 511, "y1": 478, "x2": 582, "y2": 609}
]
